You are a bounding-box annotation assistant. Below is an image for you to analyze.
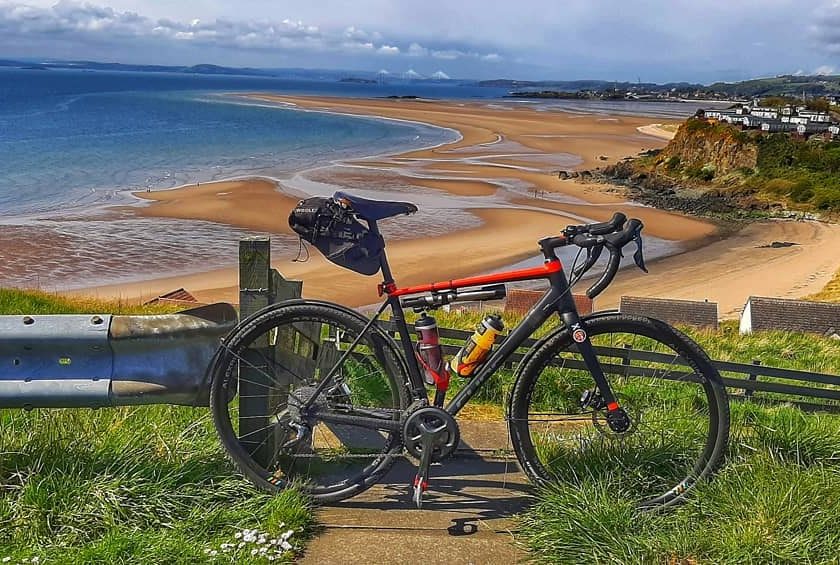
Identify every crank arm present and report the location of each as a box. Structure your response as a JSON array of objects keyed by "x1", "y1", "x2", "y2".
[{"x1": 413, "y1": 439, "x2": 434, "y2": 509}]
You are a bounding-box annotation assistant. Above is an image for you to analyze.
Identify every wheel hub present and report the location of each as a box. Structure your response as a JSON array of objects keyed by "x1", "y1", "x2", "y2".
[
  {"x1": 592, "y1": 400, "x2": 638, "y2": 438},
  {"x1": 402, "y1": 406, "x2": 460, "y2": 462}
]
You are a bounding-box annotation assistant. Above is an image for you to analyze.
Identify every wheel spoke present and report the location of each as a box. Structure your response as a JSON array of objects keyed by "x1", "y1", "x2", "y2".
[
  {"x1": 210, "y1": 305, "x2": 409, "y2": 502},
  {"x1": 512, "y1": 317, "x2": 728, "y2": 509}
]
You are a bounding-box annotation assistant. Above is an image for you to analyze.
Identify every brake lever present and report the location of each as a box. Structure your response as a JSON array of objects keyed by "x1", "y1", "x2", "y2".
[
  {"x1": 632, "y1": 229, "x2": 648, "y2": 273},
  {"x1": 573, "y1": 244, "x2": 604, "y2": 279}
]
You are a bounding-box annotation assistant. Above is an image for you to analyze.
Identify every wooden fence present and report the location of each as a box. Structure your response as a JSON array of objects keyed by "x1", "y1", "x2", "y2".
[{"x1": 238, "y1": 237, "x2": 840, "y2": 444}]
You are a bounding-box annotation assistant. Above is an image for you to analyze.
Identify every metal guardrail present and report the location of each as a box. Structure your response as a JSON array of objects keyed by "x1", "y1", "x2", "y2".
[
  {"x1": 0, "y1": 303, "x2": 237, "y2": 409},
  {"x1": 378, "y1": 320, "x2": 840, "y2": 411}
]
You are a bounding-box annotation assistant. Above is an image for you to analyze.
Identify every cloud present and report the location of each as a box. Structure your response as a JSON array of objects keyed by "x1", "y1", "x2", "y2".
[
  {"x1": 812, "y1": 0, "x2": 840, "y2": 52},
  {"x1": 407, "y1": 42, "x2": 428, "y2": 57},
  {"x1": 0, "y1": 0, "x2": 501, "y2": 65},
  {"x1": 814, "y1": 64, "x2": 836, "y2": 74},
  {"x1": 0, "y1": 0, "x2": 828, "y2": 81}
]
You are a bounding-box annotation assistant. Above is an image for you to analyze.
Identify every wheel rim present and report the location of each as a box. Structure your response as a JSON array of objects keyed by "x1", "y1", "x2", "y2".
[
  {"x1": 214, "y1": 313, "x2": 404, "y2": 495},
  {"x1": 518, "y1": 321, "x2": 720, "y2": 507}
]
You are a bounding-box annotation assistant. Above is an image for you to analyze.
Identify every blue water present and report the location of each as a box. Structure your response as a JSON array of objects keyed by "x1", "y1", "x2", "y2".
[{"x1": 0, "y1": 68, "x2": 490, "y2": 215}]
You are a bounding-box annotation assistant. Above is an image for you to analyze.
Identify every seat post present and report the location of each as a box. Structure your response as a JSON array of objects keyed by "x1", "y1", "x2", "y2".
[{"x1": 368, "y1": 219, "x2": 395, "y2": 285}]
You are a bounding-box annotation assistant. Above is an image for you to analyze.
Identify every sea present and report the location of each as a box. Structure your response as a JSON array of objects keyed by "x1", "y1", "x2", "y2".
[{"x1": 0, "y1": 68, "x2": 707, "y2": 291}]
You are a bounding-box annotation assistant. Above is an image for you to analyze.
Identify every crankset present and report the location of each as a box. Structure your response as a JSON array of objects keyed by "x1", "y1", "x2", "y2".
[{"x1": 401, "y1": 406, "x2": 460, "y2": 508}]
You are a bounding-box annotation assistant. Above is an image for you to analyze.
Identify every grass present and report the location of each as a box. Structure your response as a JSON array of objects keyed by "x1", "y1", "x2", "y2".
[
  {"x1": 519, "y1": 405, "x2": 840, "y2": 564},
  {"x1": 807, "y1": 267, "x2": 840, "y2": 303},
  {"x1": 0, "y1": 289, "x2": 314, "y2": 563},
  {"x1": 4, "y1": 289, "x2": 839, "y2": 562},
  {"x1": 432, "y1": 310, "x2": 840, "y2": 563},
  {"x1": 0, "y1": 288, "x2": 184, "y2": 316}
]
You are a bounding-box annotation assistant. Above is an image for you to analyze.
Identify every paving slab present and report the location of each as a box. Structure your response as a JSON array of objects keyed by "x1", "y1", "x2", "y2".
[{"x1": 299, "y1": 421, "x2": 533, "y2": 564}]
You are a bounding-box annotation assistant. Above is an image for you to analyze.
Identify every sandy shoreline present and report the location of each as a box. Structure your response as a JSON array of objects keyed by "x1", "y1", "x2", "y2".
[{"x1": 59, "y1": 95, "x2": 839, "y2": 314}]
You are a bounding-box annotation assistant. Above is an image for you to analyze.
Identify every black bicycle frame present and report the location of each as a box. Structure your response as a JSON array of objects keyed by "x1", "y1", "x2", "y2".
[{"x1": 305, "y1": 219, "x2": 621, "y2": 428}]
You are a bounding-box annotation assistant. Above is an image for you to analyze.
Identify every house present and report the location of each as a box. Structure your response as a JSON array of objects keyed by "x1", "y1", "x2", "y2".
[
  {"x1": 781, "y1": 115, "x2": 809, "y2": 125},
  {"x1": 797, "y1": 122, "x2": 833, "y2": 135},
  {"x1": 739, "y1": 296, "x2": 840, "y2": 336},
  {"x1": 761, "y1": 120, "x2": 798, "y2": 133},
  {"x1": 749, "y1": 106, "x2": 779, "y2": 119},
  {"x1": 619, "y1": 296, "x2": 719, "y2": 329},
  {"x1": 144, "y1": 288, "x2": 202, "y2": 307},
  {"x1": 798, "y1": 111, "x2": 832, "y2": 123},
  {"x1": 740, "y1": 115, "x2": 766, "y2": 128}
]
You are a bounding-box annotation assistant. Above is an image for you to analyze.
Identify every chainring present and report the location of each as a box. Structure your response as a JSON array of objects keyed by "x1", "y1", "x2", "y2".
[{"x1": 402, "y1": 405, "x2": 460, "y2": 462}]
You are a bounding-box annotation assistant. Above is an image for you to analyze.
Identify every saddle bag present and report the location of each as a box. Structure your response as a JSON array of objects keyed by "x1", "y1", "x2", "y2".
[{"x1": 288, "y1": 196, "x2": 384, "y2": 276}]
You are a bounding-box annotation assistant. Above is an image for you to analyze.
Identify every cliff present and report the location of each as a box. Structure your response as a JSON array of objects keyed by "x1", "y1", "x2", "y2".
[
  {"x1": 656, "y1": 120, "x2": 758, "y2": 178},
  {"x1": 598, "y1": 118, "x2": 840, "y2": 218}
]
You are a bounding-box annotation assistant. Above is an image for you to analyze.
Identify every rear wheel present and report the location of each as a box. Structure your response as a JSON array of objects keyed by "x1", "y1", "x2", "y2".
[
  {"x1": 509, "y1": 314, "x2": 729, "y2": 509},
  {"x1": 209, "y1": 302, "x2": 410, "y2": 503}
]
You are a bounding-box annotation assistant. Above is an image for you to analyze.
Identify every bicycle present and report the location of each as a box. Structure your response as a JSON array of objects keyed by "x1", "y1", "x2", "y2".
[{"x1": 208, "y1": 192, "x2": 730, "y2": 509}]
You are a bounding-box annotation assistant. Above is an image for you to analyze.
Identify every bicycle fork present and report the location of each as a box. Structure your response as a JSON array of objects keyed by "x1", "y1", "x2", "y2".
[{"x1": 560, "y1": 311, "x2": 632, "y2": 433}]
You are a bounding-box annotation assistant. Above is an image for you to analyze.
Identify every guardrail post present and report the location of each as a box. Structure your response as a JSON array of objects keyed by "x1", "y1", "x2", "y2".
[
  {"x1": 239, "y1": 237, "x2": 274, "y2": 466},
  {"x1": 745, "y1": 359, "x2": 761, "y2": 398}
]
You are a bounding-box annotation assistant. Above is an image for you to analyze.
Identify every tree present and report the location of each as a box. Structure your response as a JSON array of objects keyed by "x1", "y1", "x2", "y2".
[{"x1": 805, "y1": 98, "x2": 831, "y2": 112}]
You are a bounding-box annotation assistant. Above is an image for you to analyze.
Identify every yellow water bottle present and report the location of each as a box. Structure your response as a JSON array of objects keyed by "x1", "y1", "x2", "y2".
[{"x1": 449, "y1": 314, "x2": 504, "y2": 377}]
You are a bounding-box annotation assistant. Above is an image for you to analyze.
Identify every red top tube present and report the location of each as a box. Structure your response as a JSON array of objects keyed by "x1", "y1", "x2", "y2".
[{"x1": 388, "y1": 259, "x2": 563, "y2": 297}]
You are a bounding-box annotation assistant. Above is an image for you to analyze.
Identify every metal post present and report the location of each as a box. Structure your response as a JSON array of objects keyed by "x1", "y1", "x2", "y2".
[
  {"x1": 746, "y1": 359, "x2": 761, "y2": 398},
  {"x1": 239, "y1": 237, "x2": 274, "y2": 466}
]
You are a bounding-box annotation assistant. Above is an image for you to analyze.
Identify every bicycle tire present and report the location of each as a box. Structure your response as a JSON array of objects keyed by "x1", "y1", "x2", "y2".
[
  {"x1": 209, "y1": 300, "x2": 410, "y2": 503},
  {"x1": 509, "y1": 313, "x2": 729, "y2": 509}
]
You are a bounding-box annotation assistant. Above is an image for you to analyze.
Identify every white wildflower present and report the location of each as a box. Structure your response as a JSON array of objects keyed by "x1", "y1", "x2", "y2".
[
  {"x1": 203, "y1": 549, "x2": 212, "y2": 555},
  {"x1": 234, "y1": 531, "x2": 242, "y2": 539},
  {"x1": 238, "y1": 542, "x2": 245, "y2": 549},
  {"x1": 1, "y1": 558, "x2": 10, "y2": 563},
  {"x1": 268, "y1": 557, "x2": 276, "y2": 562},
  {"x1": 280, "y1": 540, "x2": 292, "y2": 551},
  {"x1": 31, "y1": 559, "x2": 40, "y2": 565},
  {"x1": 250, "y1": 549, "x2": 258, "y2": 556}
]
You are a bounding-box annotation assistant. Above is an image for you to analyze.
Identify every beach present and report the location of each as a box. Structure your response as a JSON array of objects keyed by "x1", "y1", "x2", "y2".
[{"x1": 70, "y1": 95, "x2": 840, "y2": 315}]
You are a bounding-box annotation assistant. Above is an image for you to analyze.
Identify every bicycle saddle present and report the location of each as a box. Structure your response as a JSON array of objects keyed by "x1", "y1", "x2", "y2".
[{"x1": 334, "y1": 191, "x2": 418, "y2": 222}]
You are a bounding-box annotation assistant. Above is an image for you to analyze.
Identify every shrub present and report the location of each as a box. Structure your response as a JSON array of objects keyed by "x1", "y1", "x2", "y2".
[{"x1": 763, "y1": 178, "x2": 796, "y2": 195}]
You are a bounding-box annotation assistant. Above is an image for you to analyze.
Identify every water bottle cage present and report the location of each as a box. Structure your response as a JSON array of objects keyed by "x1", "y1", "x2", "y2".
[{"x1": 414, "y1": 344, "x2": 450, "y2": 392}]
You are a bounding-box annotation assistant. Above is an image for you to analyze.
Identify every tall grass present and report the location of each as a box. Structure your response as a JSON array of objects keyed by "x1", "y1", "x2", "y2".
[
  {"x1": 520, "y1": 405, "x2": 840, "y2": 564},
  {"x1": 0, "y1": 289, "x2": 313, "y2": 562},
  {"x1": 0, "y1": 288, "x2": 185, "y2": 316},
  {"x1": 807, "y1": 267, "x2": 840, "y2": 303},
  {"x1": 431, "y1": 309, "x2": 840, "y2": 562}
]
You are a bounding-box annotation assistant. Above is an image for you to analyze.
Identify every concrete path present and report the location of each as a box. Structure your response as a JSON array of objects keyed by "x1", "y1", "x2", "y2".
[{"x1": 299, "y1": 422, "x2": 532, "y2": 564}]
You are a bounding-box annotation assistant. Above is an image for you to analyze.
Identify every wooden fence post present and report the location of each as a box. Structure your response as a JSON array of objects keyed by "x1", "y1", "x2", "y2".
[
  {"x1": 238, "y1": 237, "x2": 274, "y2": 466},
  {"x1": 745, "y1": 359, "x2": 761, "y2": 398}
]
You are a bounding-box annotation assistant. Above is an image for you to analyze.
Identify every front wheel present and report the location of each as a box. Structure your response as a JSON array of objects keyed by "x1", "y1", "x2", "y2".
[
  {"x1": 509, "y1": 314, "x2": 729, "y2": 509},
  {"x1": 209, "y1": 301, "x2": 411, "y2": 503}
]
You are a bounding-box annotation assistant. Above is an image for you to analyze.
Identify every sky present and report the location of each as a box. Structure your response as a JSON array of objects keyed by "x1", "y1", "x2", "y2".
[{"x1": 1, "y1": 0, "x2": 839, "y2": 83}]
